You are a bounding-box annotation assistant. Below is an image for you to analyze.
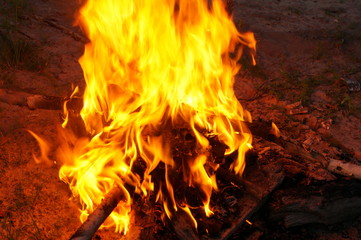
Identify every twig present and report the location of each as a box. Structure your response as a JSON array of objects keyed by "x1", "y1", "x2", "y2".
[{"x1": 43, "y1": 18, "x2": 87, "y2": 43}]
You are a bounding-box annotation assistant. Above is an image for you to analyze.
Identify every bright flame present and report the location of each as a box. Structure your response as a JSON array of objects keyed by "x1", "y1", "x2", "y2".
[
  {"x1": 57, "y1": 0, "x2": 255, "y2": 234},
  {"x1": 271, "y1": 122, "x2": 280, "y2": 138}
]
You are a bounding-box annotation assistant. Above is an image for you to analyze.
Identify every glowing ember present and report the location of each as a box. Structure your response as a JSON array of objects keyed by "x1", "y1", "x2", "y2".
[{"x1": 34, "y1": 0, "x2": 256, "y2": 235}]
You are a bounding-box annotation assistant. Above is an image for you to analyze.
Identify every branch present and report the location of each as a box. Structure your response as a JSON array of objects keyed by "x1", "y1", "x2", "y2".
[{"x1": 70, "y1": 185, "x2": 129, "y2": 240}]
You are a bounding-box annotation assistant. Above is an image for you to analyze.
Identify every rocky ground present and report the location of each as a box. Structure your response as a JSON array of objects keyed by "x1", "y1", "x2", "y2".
[{"x1": 0, "y1": 0, "x2": 360, "y2": 239}]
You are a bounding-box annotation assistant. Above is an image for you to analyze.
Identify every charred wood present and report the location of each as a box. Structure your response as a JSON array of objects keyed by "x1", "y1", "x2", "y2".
[{"x1": 269, "y1": 180, "x2": 361, "y2": 228}]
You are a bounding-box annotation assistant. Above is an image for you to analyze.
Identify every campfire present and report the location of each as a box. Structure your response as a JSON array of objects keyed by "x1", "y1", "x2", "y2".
[
  {"x1": 24, "y1": 0, "x2": 361, "y2": 239},
  {"x1": 30, "y1": 0, "x2": 262, "y2": 238}
]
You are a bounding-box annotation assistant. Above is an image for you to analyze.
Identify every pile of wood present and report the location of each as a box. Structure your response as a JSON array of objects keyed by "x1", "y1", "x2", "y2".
[
  {"x1": 68, "y1": 120, "x2": 361, "y2": 240},
  {"x1": 69, "y1": 125, "x2": 284, "y2": 240},
  {"x1": 1, "y1": 89, "x2": 360, "y2": 239}
]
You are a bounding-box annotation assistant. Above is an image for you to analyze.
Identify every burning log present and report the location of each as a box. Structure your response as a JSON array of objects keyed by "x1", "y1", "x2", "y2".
[{"x1": 70, "y1": 185, "x2": 132, "y2": 240}]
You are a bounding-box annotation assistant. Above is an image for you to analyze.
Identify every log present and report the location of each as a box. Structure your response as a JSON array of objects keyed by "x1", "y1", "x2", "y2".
[
  {"x1": 269, "y1": 180, "x2": 361, "y2": 228},
  {"x1": 0, "y1": 88, "x2": 30, "y2": 106},
  {"x1": 70, "y1": 185, "x2": 130, "y2": 240},
  {"x1": 0, "y1": 88, "x2": 82, "y2": 110},
  {"x1": 327, "y1": 158, "x2": 361, "y2": 180},
  {"x1": 27, "y1": 94, "x2": 66, "y2": 110}
]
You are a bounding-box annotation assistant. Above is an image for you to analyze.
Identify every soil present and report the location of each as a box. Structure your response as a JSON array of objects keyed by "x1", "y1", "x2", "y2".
[{"x1": 0, "y1": 0, "x2": 360, "y2": 239}]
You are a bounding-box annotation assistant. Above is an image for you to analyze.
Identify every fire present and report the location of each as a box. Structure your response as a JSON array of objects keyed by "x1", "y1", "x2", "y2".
[{"x1": 35, "y1": 0, "x2": 256, "y2": 235}]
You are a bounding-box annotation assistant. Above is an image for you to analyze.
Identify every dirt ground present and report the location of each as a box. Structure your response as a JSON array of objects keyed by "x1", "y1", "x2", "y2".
[{"x1": 0, "y1": 0, "x2": 360, "y2": 239}]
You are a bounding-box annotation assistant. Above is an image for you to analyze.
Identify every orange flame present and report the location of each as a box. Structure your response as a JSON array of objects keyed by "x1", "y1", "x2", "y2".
[
  {"x1": 271, "y1": 122, "x2": 280, "y2": 138},
  {"x1": 27, "y1": 130, "x2": 52, "y2": 166},
  {"x1": 49, "y1": 0, "x2": 255, "y2": 234}
]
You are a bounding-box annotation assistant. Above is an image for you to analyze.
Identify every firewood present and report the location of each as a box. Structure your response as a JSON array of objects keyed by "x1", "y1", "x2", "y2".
[
  {"x1": 0, "y1": 88, "x2": 30, "y2": 106},
  {"x1": 247, "y1": 120, "x2": 328, "y2": 166},
  {"x1": 26, "y1": 94, "x2": 65, "y2": 110},
  {"x1": 69, "y1": 185, "x2": 131, "y2": 240},
  {"x1": 245, "y1": 119, "x2": 340, "y2": 183},
  {"x1": 0, "y1": 88, "x2": 82, "y2": 110},
  {"x1": 269, "y1": 180, "x2": 361, "y2": 228},
  {"x1": 327, "y1": 158, "x2": 361, "y2": 180}
]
